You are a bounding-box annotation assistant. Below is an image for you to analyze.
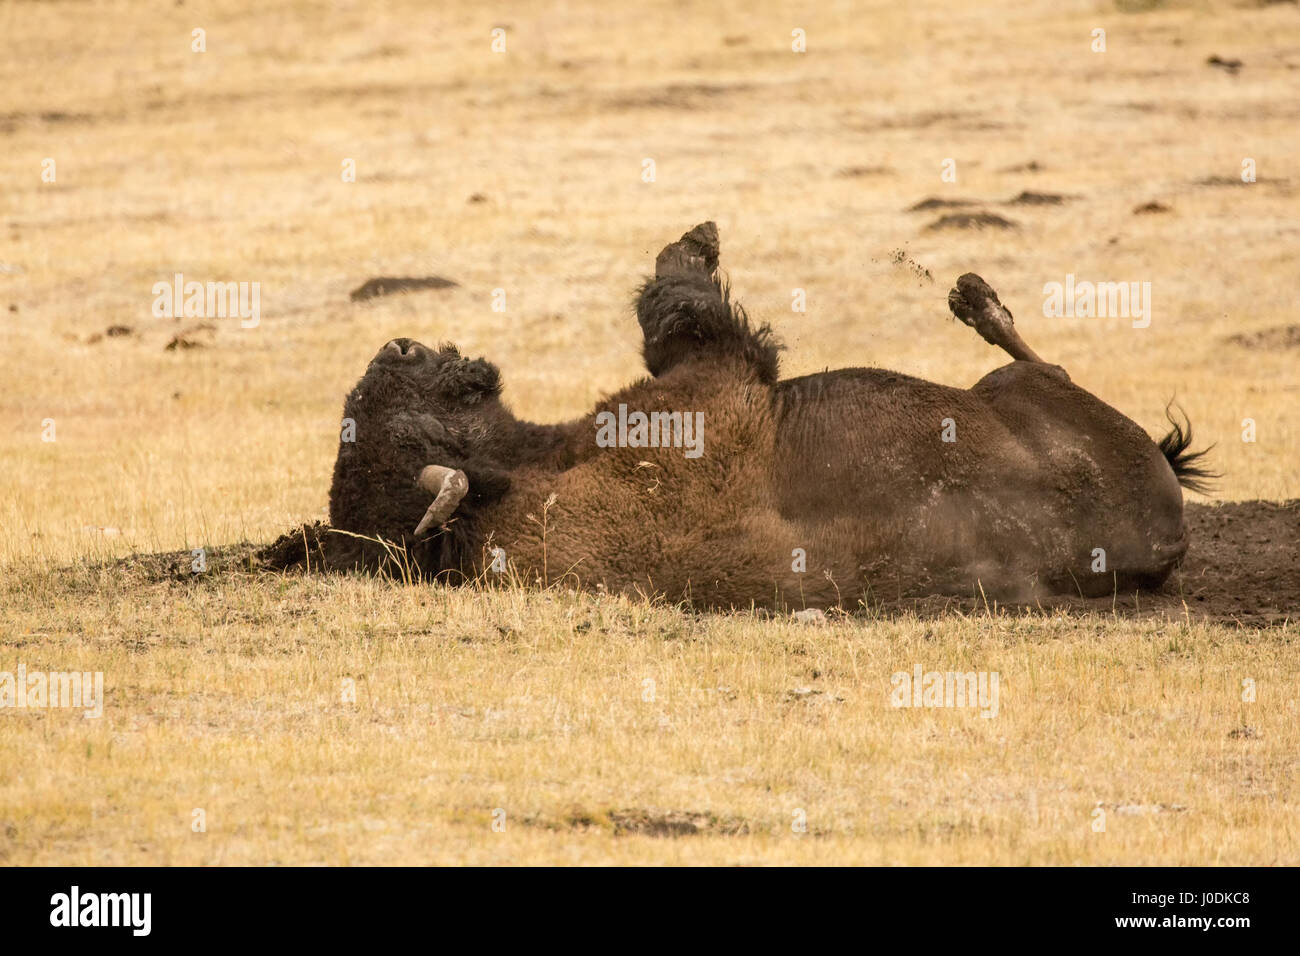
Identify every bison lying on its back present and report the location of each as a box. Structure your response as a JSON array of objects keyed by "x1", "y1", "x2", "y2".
[{"x1": 327, "y1": 223, "x2": 1210, "y2": 607}]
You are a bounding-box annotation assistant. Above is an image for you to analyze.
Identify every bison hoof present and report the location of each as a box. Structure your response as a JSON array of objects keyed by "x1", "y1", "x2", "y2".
[
  {"x1": 948, "y1": 273, "x2": 1011, "y2": 333},
  {"x1": 654, "y1": 221, "x2": 720, "y2": 279}
]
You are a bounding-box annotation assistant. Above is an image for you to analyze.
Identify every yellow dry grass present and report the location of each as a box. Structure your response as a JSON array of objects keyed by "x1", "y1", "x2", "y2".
[{"x1": 1, "y1": 0, "x2": 1296, "y2": 864}]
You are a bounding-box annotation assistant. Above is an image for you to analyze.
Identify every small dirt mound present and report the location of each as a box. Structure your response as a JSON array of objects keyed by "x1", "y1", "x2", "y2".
[
  {"x1": 1006, "y1": 190, "x2": 1067, "y2": 206},
  {"x1": 86, "y1": 325, "x2": 134, "y2": 344},
  {"x1": 165, "y1": 322, "x2": 216, "y2": 351},
  {"x1": 1206, "y1": 55, "x2": 1243, "y2": 75},
  {"x1": 111, "y1": 541, "x2": 261, "y2": 582},
  {"x1": 349, "y1": 276, "x2": 459, "y2": 301},
  {"x1": 1198, "y1": 175, "x2": 1255, "y2": 187},
  {"x1": 258, "y1": 521, "x2": 336, "y2": 571},
  {"x1": 1133, "y1": 201, "x2": 1171, "y2": 214},
  {"x1": 924, "y1": 212, "x2": 1018, "y2": 232},
  {"x1": 908, "y1": 196, "x2": 976, "y2": 212},
  {"x1": 836, "y1": 165, "x2": 892, "y2": 178}
]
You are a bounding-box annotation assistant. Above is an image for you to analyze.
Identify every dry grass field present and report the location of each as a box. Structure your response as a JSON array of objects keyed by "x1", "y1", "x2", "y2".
[{"x1": 1, "y1": 0, "x2": 1297, "y2": 865}]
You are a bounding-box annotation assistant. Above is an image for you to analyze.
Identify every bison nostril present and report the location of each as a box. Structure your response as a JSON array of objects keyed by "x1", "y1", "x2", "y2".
[{"x1": 384, "y1": 338, "x2": 418, "y2": 358}]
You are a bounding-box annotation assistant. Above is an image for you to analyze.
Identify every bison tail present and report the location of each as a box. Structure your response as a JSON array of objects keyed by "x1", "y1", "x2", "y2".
[{"x1": 1157, "y1": 403, "x2": 1218, "y2": 494}]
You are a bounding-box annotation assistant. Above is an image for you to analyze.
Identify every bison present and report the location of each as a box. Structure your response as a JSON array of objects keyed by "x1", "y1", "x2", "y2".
[{"x1": 326, "y1": 222, "x2": 1211, "y2": 607}]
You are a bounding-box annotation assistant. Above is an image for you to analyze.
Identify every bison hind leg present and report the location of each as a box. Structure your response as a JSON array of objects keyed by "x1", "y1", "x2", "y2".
[
  {"x1": 948, "y1": 273, "x2": 1059, "y2": 369},
  {"x1": 636, "y1": 222, "x2": 781, "y2": 384}
]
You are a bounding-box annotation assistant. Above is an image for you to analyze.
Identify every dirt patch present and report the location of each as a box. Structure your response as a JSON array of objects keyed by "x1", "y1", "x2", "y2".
[
  {"x1": 602, "y1": 82, "x2": 753, "y2": 111},
  {"x1": 1098, "y1": 802, "x2": 1188, "y2": 816},
  {"x1": 1174, "y1": 500, "x2": 1300, "y2": 622},
  {"x1": 86, "y1": 325, "x2": 134, "y2": 344},
  {"x1": 258, "y1": 521, "x2": 334, "y2": 572},
  {"x1": 122, "y1": 503, "x2": 1299, "y2": 626},
  {"x1": 349, "y1": 276, "x2": 459, "y2": 301},
  {"x1": 112, "y1": 541, "x2": 265, "y2": 582},
  {"x1": 1196, "y1": 175, "x2": 1286, "y2": 188},
  {"x1": 511, "y1": 807, "x2": 752, "y2": 837},
  {"x1": 924, "y1": 212, "x2": 1018, "y2": 232},
  {"x1": 879, "y1": 500, "x2": 1299, "y2": 625},
  {"x1": 862, "y1": 109, "x2": 1002, "y2": 131},
  {"x1": 835, "y1": 165, "x2": 893, "y2": 178},
  {"x1": 165, "y1": 322, "x2": 216, "y2": 351},
  {"x1": 609, "y1": 809, "x2": 751, "y2": 837},
  {"x1": 1006, "y1": 190, "x2": 1068, "y2": 206},
  {"x1": 0, "y1": 110, "x2": 96, "y2": 133},
  {"x1": 1206, "y1": 55, "x2": 1243, "y2": 75},
  {"x1": 1223, "y1": 325, "x2": 1300, "y2": 349},
  {"x1": 911, "y1": 192, "x2": 1065, "y2": 212},
  {"x1": 908, "y1": 197, "x2": 977, "y2": 212},
  {"x1": 1133, "y1": 201, "x2": 1171, "y2": 214}
]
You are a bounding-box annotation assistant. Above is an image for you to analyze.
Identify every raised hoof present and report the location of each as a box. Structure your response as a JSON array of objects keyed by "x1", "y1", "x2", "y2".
[
  {"x1": 947, "y1": 272, "x2": 1015, "y2": 344},
  {"x1": 655, "y1": 221, "x2": 719, "y2": 279}
]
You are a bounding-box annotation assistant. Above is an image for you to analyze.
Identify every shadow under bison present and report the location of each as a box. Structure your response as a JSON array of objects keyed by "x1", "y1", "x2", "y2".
[{"x1": 255, "y1": 222, "x2": 1241, "y2": 612}]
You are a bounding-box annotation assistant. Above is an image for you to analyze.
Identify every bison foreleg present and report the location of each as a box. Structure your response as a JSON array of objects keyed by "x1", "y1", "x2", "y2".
[{"x1": 636, "y1": 222, "x2": 781, "y2": 384}]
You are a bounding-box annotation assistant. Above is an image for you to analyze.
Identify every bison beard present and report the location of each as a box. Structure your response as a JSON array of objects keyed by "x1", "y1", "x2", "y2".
[{"x1": 312, "y1": 223, "x2": 1206, "y2": 609}]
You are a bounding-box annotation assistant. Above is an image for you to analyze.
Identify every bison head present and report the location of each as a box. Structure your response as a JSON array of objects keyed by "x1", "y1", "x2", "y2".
[{"x1": 327, "y1": 337, "x2": 514, "y2": 576}]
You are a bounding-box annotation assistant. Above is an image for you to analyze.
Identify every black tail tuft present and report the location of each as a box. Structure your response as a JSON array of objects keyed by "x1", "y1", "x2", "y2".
[{"x1": 1157, "y1": 403, "x2": 1218, "y2": 494}]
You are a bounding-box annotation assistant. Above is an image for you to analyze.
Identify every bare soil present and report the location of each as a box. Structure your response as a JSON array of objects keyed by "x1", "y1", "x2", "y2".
[
  {"x1": 113, "y1": 501, "x2": 1298, "y2": 627},
  {"x1": 891, "y1": 500, "x2": 1299, "y2": 625}
]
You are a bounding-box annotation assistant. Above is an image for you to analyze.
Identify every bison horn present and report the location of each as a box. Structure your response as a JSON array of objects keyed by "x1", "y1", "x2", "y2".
[{"x1": 412, "y1": 465, "x2": 469, "y2": 537}]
